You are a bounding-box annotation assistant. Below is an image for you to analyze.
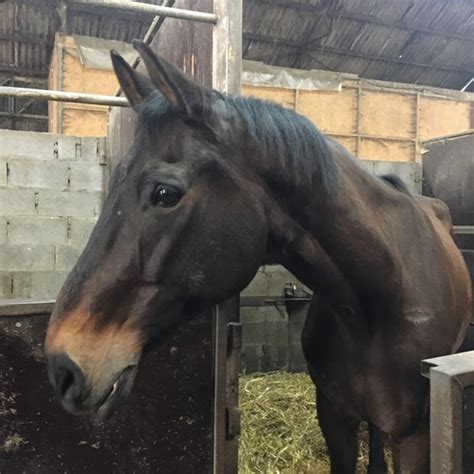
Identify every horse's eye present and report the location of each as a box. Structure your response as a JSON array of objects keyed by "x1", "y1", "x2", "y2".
[{"x1": 151, "y1": 184, "x2": 183, "y2": 207}]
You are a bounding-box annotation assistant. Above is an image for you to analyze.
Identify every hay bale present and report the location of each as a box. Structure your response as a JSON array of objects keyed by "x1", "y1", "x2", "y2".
[{"x1": 239, "y1": 371, "x2": 392, "y2": 473}]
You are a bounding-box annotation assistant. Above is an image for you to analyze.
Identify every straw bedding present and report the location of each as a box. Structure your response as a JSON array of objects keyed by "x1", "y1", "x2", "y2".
[{"x1": 239, "y1": 371, "x2": 393, "y2": 473}]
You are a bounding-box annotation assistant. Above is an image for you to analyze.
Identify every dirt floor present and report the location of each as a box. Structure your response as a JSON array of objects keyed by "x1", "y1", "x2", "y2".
[{"x1": 239, "y1": 372, "x2": 393, "y2": 473}]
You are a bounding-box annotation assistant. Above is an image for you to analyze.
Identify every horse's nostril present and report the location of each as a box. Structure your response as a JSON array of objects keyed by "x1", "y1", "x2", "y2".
[
  {"x1": 48, "y1": 353, "x2": 85, "y2": 401},
  {"x1": 58, "y1": 366, "x2": 75, "y2": 397}
]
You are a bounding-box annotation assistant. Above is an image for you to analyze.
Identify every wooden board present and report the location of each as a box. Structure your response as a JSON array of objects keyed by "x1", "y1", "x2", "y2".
[
  {"x1": 360, "y1": 90, "x2": 415, "y2": 139},
  {"x1": 331, "y1": 136, "x2": 357, "y2": 155},
  {"x1": 63, "y1": 107, "x2": 108, "y2": 137},
  {"x1": 419, "y1": 97, "x2": 472, "y2": 140},
  {"x1": 242, "y1": 85, "x2": 295, "y2": 110},
  {"x1": 241, "y1": 78, "x2": 474, "y2": 163},
  {"x1": 297, "y1": 89, "x2": 357, "y2": 134},
  {"x1": 48, "y1": 34, "x2": 118, "y2": 137},
  {"x1": 359, "y1": 138, "x2": 415, "y2": 162}
]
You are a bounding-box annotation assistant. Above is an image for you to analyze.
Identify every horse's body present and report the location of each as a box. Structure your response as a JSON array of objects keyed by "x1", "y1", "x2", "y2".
[
  {"x1": 44, "y1": 42, "x2": 472, "y2": 473},
  {"x1": 295, "y1": 141, "x2": 470, "y2": 472}
]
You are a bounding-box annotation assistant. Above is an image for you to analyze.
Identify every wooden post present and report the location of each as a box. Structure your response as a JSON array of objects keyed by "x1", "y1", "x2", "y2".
[
  {"x1": 211, "y1": 1, "x2": 242, "y2": 472},
  {"x1": 422, "y1": 352, "x2": 474, "y2": 473}
]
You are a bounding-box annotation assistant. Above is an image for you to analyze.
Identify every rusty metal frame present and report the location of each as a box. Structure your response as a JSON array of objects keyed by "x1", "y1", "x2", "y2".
[{"x1": 422, "y1": 352, "x2": 474, "y2": 473}]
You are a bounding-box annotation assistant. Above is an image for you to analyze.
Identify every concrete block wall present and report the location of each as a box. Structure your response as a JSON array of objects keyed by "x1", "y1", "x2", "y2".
[
  {"x1": 241, "y1": 265, "x2": 311, "y2": 373},
  {"x1": 0, "y1": 130, "x2": 106, "y2": 300}
]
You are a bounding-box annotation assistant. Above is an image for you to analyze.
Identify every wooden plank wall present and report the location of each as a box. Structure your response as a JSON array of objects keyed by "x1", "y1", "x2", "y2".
[
  {"x1": 48, "y1": 35, "x2": 118, "y2": 137},
  {"x1": 242, "y1": 81, "x2": 474, "y2": 162},
  {"x1": 48, "y1": 33, "x2": 474, "y2": 153}
]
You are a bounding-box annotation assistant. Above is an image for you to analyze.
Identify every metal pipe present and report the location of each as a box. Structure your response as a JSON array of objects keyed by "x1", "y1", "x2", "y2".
[
  {"x1": 70, "y1": 0, "x2": 218, "y2": 24},
  {"x1": 453, "y1": 226, "x2": 474, "y2": 235},
  {"x1": 0, "y1": 86, "x2": 129, "y2": 107}
]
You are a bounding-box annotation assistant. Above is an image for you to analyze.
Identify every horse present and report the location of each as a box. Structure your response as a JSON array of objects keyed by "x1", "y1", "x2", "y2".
[{"x1": 44, "y1": 41, "x2": 472, "y2": 473}]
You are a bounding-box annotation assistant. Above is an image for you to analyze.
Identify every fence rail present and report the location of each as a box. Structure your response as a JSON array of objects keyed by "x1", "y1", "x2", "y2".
[
  {"x1": 453, "y1": 225, "x2": 474, "y2": 235},
  {"x1": 0, "y1": 86, "x2": 128, "y2": 107},
  {"x1": 70, "y1": 0, "x2": 218, "y2": 24}
]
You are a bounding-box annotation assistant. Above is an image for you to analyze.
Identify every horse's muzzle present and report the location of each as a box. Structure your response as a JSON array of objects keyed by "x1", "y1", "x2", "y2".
[{"x1": 47, "y1": 352, "x2": 137, "y2": 421}]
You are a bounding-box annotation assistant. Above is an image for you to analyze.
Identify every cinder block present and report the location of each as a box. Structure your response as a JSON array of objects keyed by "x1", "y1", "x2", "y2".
[
  {"x1": 0, "y1": 130, "x2": 55, "y2": 160},
  {"x1": 263, "y1": 304, "x2": 288, "y2": 323},
  {"x1": 0, "y1": 273, "x2": 13, "y2": 299},
  {"x1": 69, "y1": 162, "x2": 104, "y2": 192},
  {"x1": 242, "y1": 344, "x2": 261, "y2": 373},
  {"x1": 242, "y1": 321, "x2": 267, "y2": 345},
  {"x1": 266, "y1": 264, "x2": 310, "y2": 296},
  {"x1": 36, "y1": 190, "x2": 102, "y2": 218},
  {"x1": 7, "y1": 216, "x2": 68, "y2": 245},
  {"x1": 260, "y1": 343, "x2": 278, "y2": 371},
  {"x1": 8, "y1": 160, "x2": 68, "y2": 190},
  {"x1": 55, "y1": 245, "x2": 81, "y2": 272},
  {"x1": 0, "y1": 160, "x2": 7, "y2": 187},
  {"x1": 275, "y1": 344, "x2": 289, "y2": 371},
  {"x1": 0, "y1": 217, "x2": 7, "y2": 244},
  {"x1": 0, "y1": 245, "x2": 55, "y2": 271},
  {"x1": 79, "y1": 137, "x2": 102, "y2": 163},
  {"x1": 97, "y1": 138, "x2": 107, "y2": 165},
  {"x1": 56, "y1": 136, "x2": 78, "y2": 161},
  {"x1": 288, "y1": 308, "x2": 307, "y2": 343},
  {"x1": 242, "y1": 269, "x2": 269, "y2": 297},
  {"x1": 240, "y1": 306, "x2": 267, "y2": 324},
  {"x1": 289, "y1": 343, "x2": 308, "y2": 373},
  {"x1": 10, "y1": 272, "x2": 31, "y2": 299},
  {"x1": 68, "y1": 217, "x2": 97, "y2": 247},
  {"x1": 29, "y1": 271, "x2": 69, "y2": 299},
  {"x1": 0, "y1": 189, "x2": 36, "y2": 216},
  {"x1": 264, "y1": 319, "x2": 289, "y2": 346}
]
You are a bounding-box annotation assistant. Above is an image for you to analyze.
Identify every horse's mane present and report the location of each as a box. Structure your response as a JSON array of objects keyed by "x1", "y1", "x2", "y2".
[
  {"x1": 136, "y1": 92, "x2": 338, "y2": 193},
  {"x1": 379, "y1": 174, "x2": 411, "y2": 195},
  {"x1": 228, "y1": 96, "x2": 338, "y2": 193}
]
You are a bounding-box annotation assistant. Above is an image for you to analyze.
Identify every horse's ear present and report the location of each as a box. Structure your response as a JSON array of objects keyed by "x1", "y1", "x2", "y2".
[
  {"x1": 110, "y1": 50, "x2": 155, "y2": 110},
  {"x1": 132, "y1": 40, "x2": 206, "y2": 116}
]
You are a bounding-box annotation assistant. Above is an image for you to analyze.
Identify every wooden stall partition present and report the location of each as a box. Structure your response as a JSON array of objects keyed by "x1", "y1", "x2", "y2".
[
  {"x1": 241, "y1": 84, "x2": 295, "y2": 110},
  {"x1": 418, "y1": 96, "x2": 472, "y2": 141},
  {"x1": 48, "y1": 34, "x2": 123, "y2": 137},
  {"x1": 242, "y1": 66, "x2": 474, "y2": 163}
]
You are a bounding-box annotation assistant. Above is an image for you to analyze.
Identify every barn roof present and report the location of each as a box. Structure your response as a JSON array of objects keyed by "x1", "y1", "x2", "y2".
[
  {"x1": 1, "y1": 0, "x2": 473, "y2": 91},
  {"x1": 0, "y1": 0, "x2": 473, "y2": 100}
]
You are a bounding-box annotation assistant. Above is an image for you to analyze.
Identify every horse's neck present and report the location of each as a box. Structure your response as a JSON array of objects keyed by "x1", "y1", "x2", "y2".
[{"x1": 269, "y1": 143, "x2": 400, "y2": 307}]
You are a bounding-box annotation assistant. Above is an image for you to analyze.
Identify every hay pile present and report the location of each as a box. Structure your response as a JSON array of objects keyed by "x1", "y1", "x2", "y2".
[{"x1": 239, "y1": 372, "x2": 391, "y2": 473}]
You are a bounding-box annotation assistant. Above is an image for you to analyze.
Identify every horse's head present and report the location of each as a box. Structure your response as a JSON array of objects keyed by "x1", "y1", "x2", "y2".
[{"x1": 44, "y1": 42, "x2": 269, "y2": 420}]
